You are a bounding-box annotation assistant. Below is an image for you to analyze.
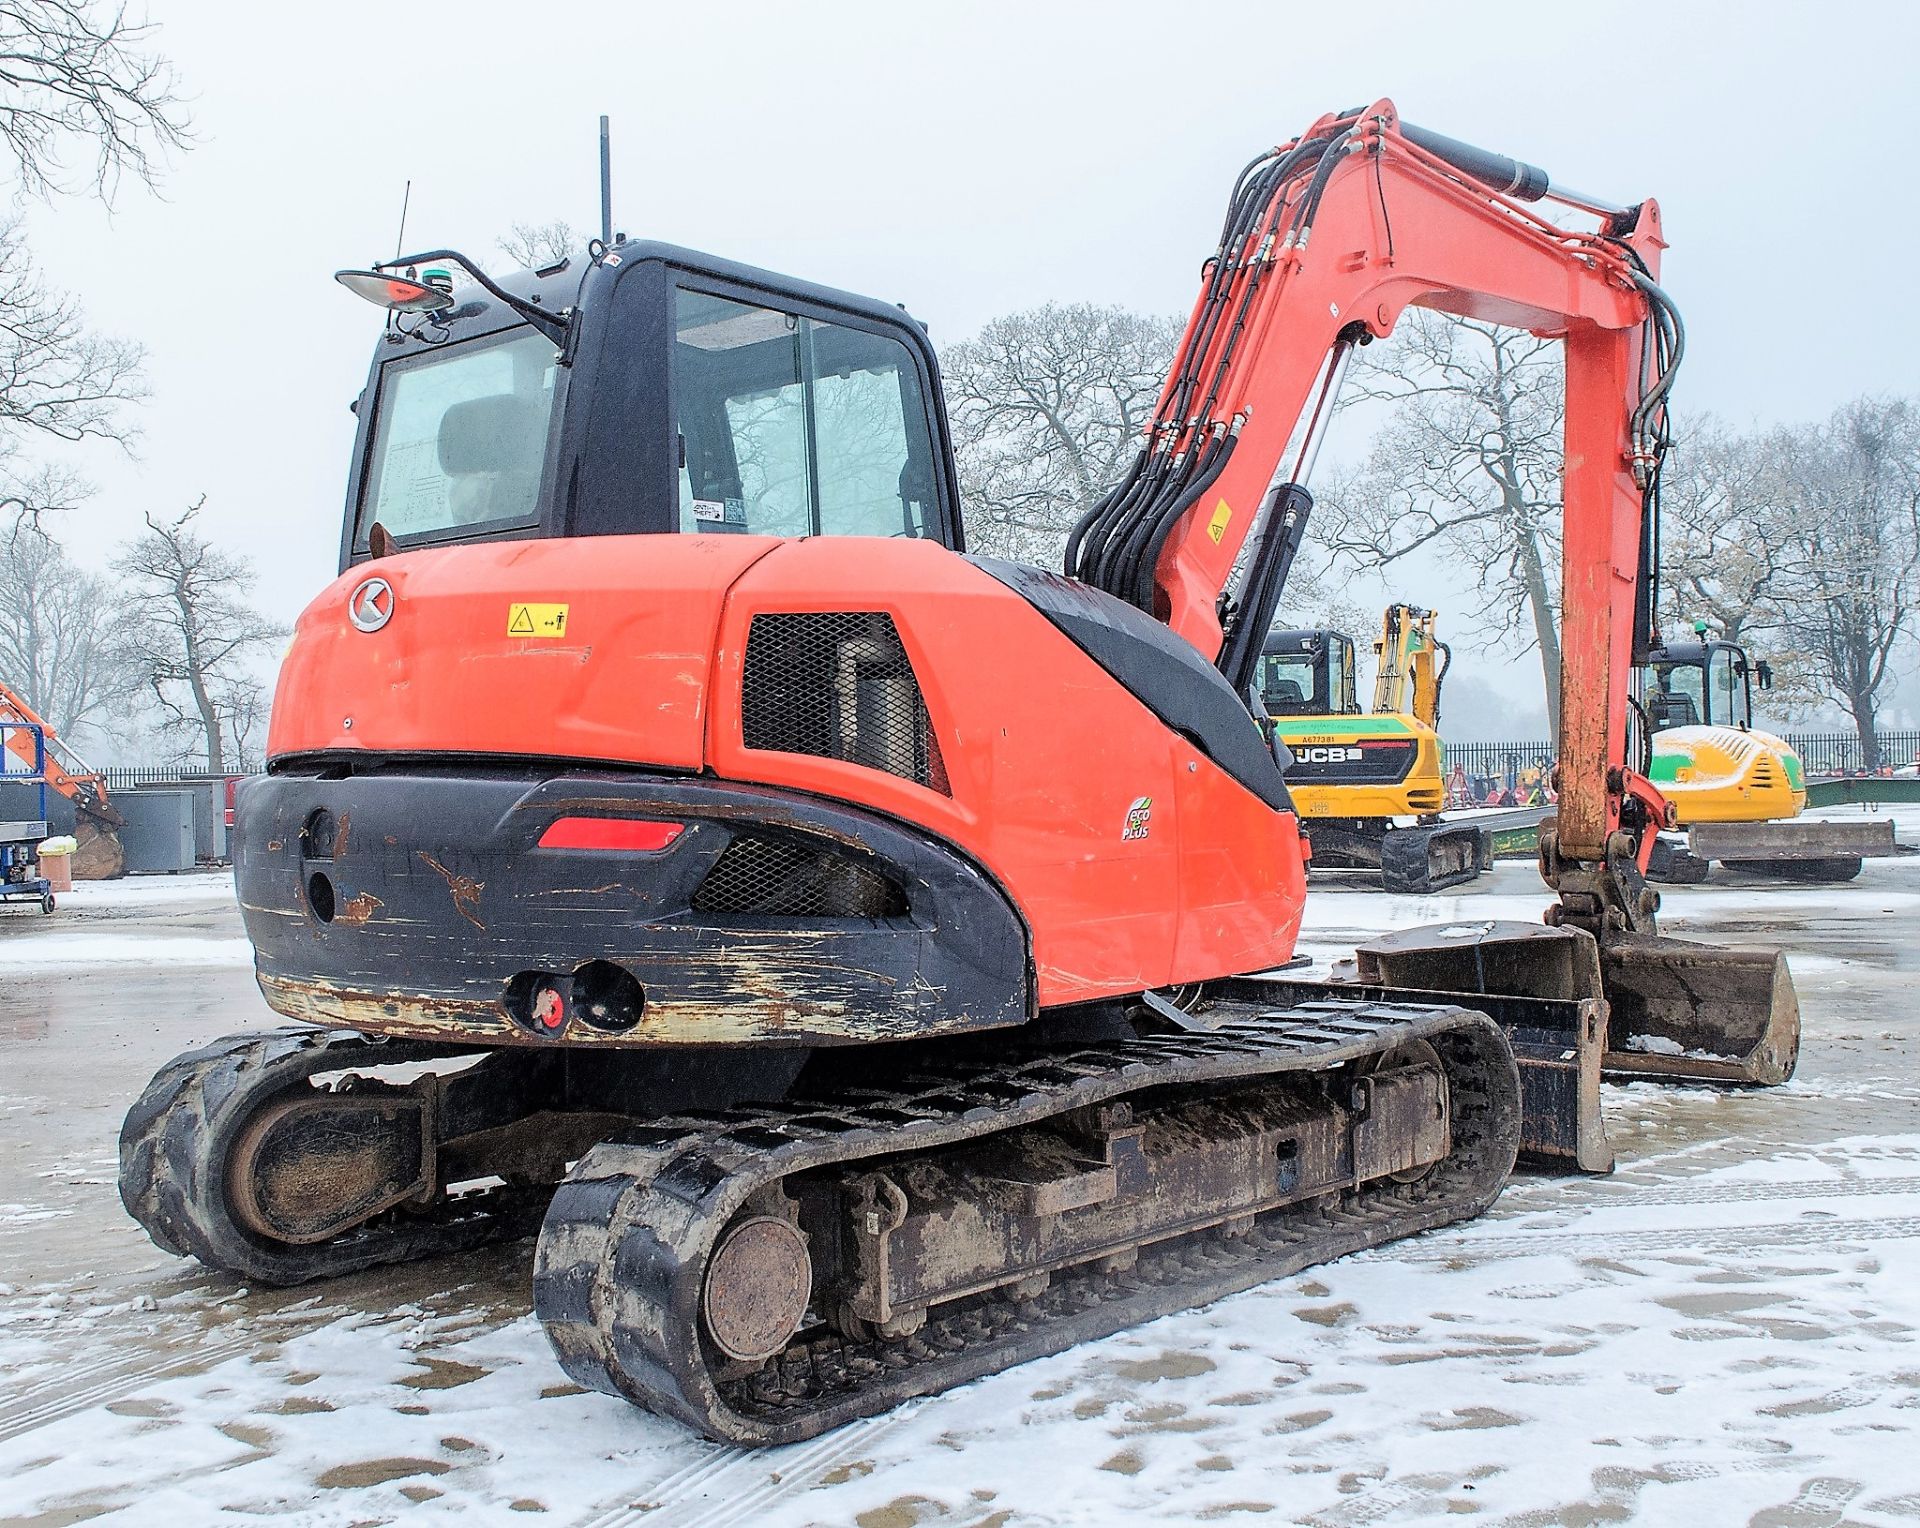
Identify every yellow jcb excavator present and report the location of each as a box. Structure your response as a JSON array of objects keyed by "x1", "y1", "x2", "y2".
[{"x1": 1262, "y1": 604, "x2": 1490, "y2": 892}]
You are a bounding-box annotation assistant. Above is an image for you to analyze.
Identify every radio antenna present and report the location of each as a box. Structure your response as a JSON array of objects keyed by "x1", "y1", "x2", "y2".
[
  {"x1": 599, "y1": 116, "x2": 613, "y2": 246},
  {"x1": 393, "y1": 179, "x2": 412, "y2": 261}
]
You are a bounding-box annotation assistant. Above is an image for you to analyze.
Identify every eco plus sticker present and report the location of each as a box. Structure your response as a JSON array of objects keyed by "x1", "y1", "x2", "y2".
[{"x1": 1122, "y1": 796, "x2": 1153, "y2": 841}]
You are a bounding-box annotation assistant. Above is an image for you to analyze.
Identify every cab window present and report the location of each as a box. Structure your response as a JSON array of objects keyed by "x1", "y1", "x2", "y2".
[
  {"x1": 1647, "y1": 661, "x2": 1706, "y2": 730},
  {"x1": 1709, "y1": 645, "x2": 1748, "y2": 728},
  {"x1": 359, "y1": 328, "x2": 558, "y2": 544},
  {"x1": 673, "y1": 289, "x2": 938, "y2": 539},
  {"x1": 1259, "y1": 650, "x2": 1321, "y2": 715}
]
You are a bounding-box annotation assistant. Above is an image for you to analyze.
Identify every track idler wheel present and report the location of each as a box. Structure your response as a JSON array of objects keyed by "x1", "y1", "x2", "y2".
[
  {"x1": 702, "y1": 1215, "x2": 813, "y2": 1366},
  {"x1": 226, "y1": 1086, "x2": 433, "y2": 1245},
  {"x1": 1351, "y1": 1039, "x2": 1446, "y2": 1184},
  {"x1": 120, "y1": 1031, "x2": 553, "y2": 1285}
]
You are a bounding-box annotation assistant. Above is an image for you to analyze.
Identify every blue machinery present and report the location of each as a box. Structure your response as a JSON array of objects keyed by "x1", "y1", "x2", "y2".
[{"x1": 0, "y1": 717, "x2": 55, "y2": 913}]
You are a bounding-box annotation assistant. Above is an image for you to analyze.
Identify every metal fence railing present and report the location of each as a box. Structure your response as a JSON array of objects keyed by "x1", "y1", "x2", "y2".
[
  {"x1": 1442, "y1": 729, "x2": 1920, "y2": 806},
  {"x1": 1440, "y1": 742, "x2": 1557, "y2": 807},
  {"x1": 99, "y1": 766, "x2": 262, "y2": 791},
  {"x1": 1780, "y1": 731, "x2": 1920, "y2": 777}
]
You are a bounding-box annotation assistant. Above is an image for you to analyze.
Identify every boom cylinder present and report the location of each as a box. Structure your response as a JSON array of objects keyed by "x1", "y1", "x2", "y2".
[{"x1": 1399, "y1": 121, "x2": 1627, "y2": 216}]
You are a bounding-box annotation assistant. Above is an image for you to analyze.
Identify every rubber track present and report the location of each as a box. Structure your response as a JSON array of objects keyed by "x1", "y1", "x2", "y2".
[
  {"x1": 535, "y1": 997, "x2": 1518, "y2": 1445},
  {"x1": 1380, "y1": 823, "x2": 1489, "y2": 895},
  {"x1": 118, "y1": 1028, "x2": 550, "y2": 1285}
]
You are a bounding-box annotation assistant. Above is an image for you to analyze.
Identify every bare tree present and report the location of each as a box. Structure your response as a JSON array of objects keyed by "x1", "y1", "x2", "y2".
[
  {"x1": 0, "y1": 221, "x2": 144, "y2": 438},
  {"x1": 0, "y1": 1, "x2": 189, "y2": 201},
  {"x1": 1655, "y1": 416, "x2": 1790, "y2": 646},
  {"x1": 1649, "y1": 415, "x2": 1825, "y2": 716},
  {"x1": 497, "y1": 219, "x2": 580, "y2": 271},
  {"x1": 942, "y1": 303, "x2": 1180, "y2": 565},
  {"x1": 113, "y1": 499, "x2": 286, "y2": 772},
  {"x1": 0, "y1": 3, "x2": 187, "y2": 535},
  {"x1": 0, "y1": 520, "x2": 138, "y2": 740},
  {"x1": 1770, "y1": 398, "x2": 1920, "y2": 768},
  {"x1": 1318, "y1": 312, "x2": 1567, "y2": 733},
  {"x1": 0, "y1": 209, "x2": 148, "y2": 538}
]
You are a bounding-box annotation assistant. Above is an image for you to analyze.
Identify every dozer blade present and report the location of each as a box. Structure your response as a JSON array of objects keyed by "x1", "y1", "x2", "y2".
[
  {"x1": 1273, "y1": 975, "x2": 1611, "y2": 1173},
  {"x1": 1599, "y1": 933, "x2": 1799, "y2": 1085},
  {"x1": 1339, "y1": 915, "x2": 1800, "y2": 1159}
]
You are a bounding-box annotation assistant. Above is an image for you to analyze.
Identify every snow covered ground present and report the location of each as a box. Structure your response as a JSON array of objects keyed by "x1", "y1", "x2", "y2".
[{"x1": 3, "y1": 839, "x2": 1919, "y2": 1526}]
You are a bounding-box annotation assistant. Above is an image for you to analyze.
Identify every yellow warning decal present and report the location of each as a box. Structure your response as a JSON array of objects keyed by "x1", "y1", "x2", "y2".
[
  {"x1": 507, "y1": 602, "x2": 569, "y2": 637},
  {"x1": 1206, "y1": 499, "x2": 1233, "y2": 544}
]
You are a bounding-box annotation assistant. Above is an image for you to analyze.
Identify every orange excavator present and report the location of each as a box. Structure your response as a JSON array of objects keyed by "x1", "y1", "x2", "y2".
[
  {"x1": 0, "y1": 679, "x2": 124, "y2": 878},
  {"x1": 120, "y1": 101, "x2": 1797, "y2": 1443}
]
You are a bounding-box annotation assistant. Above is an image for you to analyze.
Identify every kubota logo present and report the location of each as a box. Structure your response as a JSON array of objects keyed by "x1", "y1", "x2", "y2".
[
  {"x1": 348, "y1": 577, "x2": 394, "y2": 632},
  {"x1": 1297, "y1": 745, "x2": 1363, "y2": 763}
]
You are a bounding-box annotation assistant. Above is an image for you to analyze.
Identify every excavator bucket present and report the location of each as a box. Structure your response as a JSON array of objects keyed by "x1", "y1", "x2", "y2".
[
  {"x1": 1340, "y1": 917, "x2": 1800, "y2": 1171},
  {"x1": 1598, "y1": 933, "x2": 1799, "y2": 1085}
]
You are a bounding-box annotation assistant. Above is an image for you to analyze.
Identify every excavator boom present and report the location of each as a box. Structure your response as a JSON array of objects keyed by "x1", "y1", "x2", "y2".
[
  {"x1": 1070, "y1": 99, "x2": 1795, "y2": 1084},
  {"x1": 1369, "y1": 604, "x2": 1444, "y2": 727}
]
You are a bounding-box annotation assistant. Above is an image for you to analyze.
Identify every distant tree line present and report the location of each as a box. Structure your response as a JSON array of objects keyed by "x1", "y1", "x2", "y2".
[
  {"x1": 941, "y1": 300, "x2": 1920, "y2": 767},
  {"x1": 0, "y1": 4, "x2": 283, "y2": 773}
]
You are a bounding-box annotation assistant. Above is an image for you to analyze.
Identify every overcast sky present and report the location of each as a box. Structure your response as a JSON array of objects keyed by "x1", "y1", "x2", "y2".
[{"x1": 22, "y1": 0, "x2": 1920, "y2": 733}]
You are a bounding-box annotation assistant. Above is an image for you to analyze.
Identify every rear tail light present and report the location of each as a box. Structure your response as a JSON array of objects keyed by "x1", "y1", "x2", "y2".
[{"x1": 538, "y1": 817, "x2": 685, "y2": 852}]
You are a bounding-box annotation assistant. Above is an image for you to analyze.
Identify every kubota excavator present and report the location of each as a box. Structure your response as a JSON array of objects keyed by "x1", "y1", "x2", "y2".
[
  {"x1": 1261, "y1": 604, "x2": 1490, "y2": 892},
  {"x1": 119, "y1": 101, "x2": 1800, "y2": 1444}
]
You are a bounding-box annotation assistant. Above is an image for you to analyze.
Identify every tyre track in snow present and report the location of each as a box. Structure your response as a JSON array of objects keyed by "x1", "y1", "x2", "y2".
[
  {"x1": 1501, "y1": 1173, "x2": 1920, "y2": 1211},
  {"x1": 1589, "y1": 1173, "x2": 1920, "y2": 1206},
  {"x1": 1373, "y1": 1212, "x2": 1920, "y2": 1264},
  {"x1": 0, "y1": 1329, "x2": 260, "y2": 1442},
  {"x1": 572, "y1": 1407, "x2": 919, "y2": 1528}
]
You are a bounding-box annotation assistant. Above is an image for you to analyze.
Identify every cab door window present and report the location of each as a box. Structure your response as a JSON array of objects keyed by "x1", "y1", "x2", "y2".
[
  {"x1": 673, "y1": 288, "x2": 938, "y2": 539},
  {"x1": 1709, "y1": 645, "x2": 1746, "y2": 728}
]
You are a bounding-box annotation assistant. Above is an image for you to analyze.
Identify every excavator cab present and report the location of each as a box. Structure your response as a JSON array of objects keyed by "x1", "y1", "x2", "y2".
[
  {"x1": 1642, "y1": 637, "x2": 1764, "y2": 732},
  {"x1": 341, "y1": 243, "x2": 962, "y2": 567},
  {"x1": 1256, "y1": 629, "x2": 1358, "y2": 716}
]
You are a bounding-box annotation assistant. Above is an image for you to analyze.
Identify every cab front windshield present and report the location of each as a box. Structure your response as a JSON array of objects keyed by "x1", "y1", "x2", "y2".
[{"x1": 357, "y1": 328, "x2": 559, "y2": 545}]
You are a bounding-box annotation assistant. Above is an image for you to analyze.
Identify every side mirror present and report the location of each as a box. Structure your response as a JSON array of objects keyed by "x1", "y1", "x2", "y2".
[{"x1": 1755, "y1": 660, "x2": 1774, "y2": 690}]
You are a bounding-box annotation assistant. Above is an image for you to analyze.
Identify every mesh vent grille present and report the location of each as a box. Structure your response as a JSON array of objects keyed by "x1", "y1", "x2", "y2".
[
  {"x1": 692, "y1": 834, "x2": 908, "y2": 919},
  {"x1": 742, "y1": 612, "x2": 949, "y2": 793}
]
